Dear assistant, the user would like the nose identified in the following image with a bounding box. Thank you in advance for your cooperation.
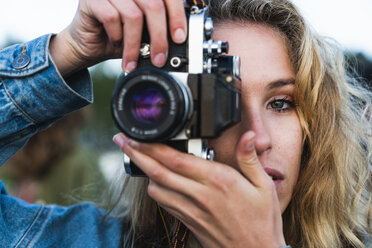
[241,108,272,156]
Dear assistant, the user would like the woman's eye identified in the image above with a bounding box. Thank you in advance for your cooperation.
[268,98,296,112]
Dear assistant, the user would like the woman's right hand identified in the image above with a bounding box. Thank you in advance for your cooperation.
[113,132,287,248]
[50,0,187,76]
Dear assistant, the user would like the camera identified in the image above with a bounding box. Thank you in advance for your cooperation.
[111,6,241,176]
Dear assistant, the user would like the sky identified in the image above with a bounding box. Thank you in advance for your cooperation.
[1,0,372,65]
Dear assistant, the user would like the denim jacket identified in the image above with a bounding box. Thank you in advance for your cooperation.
[0,34,123,247]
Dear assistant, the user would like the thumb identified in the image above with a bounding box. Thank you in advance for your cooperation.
[236,131,270,187]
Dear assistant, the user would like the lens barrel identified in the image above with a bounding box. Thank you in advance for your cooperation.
[111,68,192,142]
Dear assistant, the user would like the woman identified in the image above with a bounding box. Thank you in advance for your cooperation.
[113,0,372,247]
[0,0,370,247]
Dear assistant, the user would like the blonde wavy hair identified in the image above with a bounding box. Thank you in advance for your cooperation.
[115,0,372,247]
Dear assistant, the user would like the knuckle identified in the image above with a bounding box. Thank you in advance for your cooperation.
[148,166,164,181]
[125,9,143,22]
[151,40,168,54]
[208,173,221,188]
[193,191,209,210]
[147,183,157,198]
[101,11,120,23]
[171,154,186,171]
[143,0,164,12]
[207,167,237,196]
[224,173,237,189]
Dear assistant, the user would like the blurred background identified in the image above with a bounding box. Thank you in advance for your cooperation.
[0,0,371,206]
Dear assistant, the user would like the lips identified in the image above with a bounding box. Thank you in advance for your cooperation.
[264,167,284,187]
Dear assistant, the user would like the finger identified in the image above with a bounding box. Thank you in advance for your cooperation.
[110,0,143,71]
[135,0,168,67]
[88,0,123,45]
[123,137,213,182]
[164,0,187,43]
[236,131,272,188]
[149,180,195,215]
[148,180,207,233]
[113,133,204,195]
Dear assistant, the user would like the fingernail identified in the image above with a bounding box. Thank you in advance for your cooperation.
[113,133,127,147]
[153,53,166,67]
[125,61,137,72]
[174,28,186,43]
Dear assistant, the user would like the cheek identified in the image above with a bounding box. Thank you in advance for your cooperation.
[272,116,302,161]
[270,115,302,171]
[269,115,302,205]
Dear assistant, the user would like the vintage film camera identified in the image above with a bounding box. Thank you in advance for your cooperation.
[111,5,241,176]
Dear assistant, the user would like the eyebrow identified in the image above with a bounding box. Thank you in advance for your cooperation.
[266,79,295,90]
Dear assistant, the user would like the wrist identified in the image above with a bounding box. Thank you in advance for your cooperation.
[49,29,88,77]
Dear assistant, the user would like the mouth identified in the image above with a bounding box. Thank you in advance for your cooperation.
[264,167,284,187]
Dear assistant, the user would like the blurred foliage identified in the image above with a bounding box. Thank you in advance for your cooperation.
[80,63,122,152]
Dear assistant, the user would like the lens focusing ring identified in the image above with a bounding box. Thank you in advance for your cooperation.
[112,68,191,142]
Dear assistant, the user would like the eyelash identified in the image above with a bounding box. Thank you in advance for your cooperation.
[268,97,297,113]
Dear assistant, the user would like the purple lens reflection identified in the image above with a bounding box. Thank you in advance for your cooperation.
[132,88,166,123]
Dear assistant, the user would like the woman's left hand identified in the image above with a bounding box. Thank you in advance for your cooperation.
[113,131,286,248]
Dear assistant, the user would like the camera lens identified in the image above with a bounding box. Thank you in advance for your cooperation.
[111,68,192,142]
[131,88,166,123]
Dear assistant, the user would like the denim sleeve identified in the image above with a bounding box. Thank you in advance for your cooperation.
[0,34,93,165]
[0,181,123,247]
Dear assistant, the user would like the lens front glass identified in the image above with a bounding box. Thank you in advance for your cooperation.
[131,88,166,123]
[112,67,190,142]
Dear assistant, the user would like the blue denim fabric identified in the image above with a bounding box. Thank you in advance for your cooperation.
[0,181,123,247]
[0,35,123,247]
[0,34,93,166]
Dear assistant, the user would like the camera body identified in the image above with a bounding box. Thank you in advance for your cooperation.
[111,7,241,176]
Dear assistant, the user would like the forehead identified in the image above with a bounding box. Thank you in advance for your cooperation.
[212,21,291,53]
[212,22,295,88]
